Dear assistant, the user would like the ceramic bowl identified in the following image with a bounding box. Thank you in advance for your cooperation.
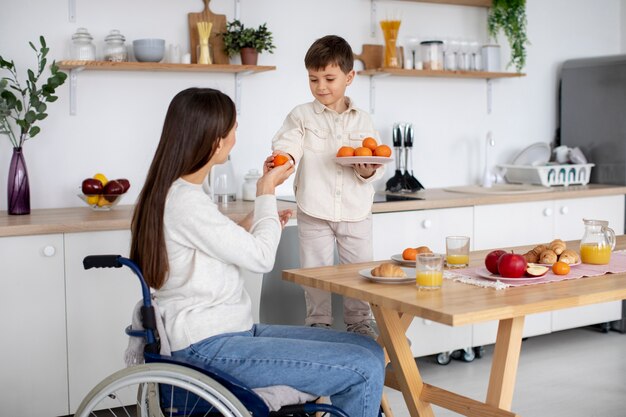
[132,39,165,62]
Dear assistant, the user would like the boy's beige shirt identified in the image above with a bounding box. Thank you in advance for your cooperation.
[272,98,384,222]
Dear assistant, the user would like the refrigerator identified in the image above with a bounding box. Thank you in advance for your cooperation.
[559,54,626,332]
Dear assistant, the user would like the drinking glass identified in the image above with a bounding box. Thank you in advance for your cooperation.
[416,253,444,290]
[446,236,470,268]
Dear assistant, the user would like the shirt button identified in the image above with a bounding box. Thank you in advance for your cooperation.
[335,118,340,123]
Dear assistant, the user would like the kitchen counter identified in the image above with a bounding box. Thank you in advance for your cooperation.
[1,184,625,237]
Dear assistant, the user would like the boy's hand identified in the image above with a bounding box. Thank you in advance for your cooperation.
[264,151,294,174]
[354,163,382,179]
[257,160,295,196]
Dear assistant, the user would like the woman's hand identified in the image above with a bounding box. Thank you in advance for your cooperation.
[354,163,382,179]
[278,209,293,229]
[257,159,295,196]
[263,151,293,174]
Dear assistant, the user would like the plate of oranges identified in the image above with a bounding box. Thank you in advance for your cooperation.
[335,137,393,165]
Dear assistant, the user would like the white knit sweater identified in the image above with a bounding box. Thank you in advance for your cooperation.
[156,178,281,352]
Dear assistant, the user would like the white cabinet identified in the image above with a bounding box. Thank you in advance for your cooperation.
[64,230,141,413]
[0,234,68,417]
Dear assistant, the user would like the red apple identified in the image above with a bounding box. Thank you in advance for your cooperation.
[526,265,549,277]
[115,178,131,193]
[103,180,124,201]
[485,249,507,274]
[498,252,528,278]
[82,178,104,195]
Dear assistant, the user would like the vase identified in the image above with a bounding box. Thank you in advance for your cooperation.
[7,147,30,215]
[240,47,258,66]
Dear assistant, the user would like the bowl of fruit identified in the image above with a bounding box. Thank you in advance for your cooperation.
[79,173,130,211]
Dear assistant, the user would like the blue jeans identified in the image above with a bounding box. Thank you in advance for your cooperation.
[172,323,385,417]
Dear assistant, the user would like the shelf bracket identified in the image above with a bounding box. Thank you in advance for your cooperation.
[69,67,84,116]
[68,0,76,22]
[370,0,378,37]
[486,78,493,114]
[369,73,390,114]
[235,71,253,115]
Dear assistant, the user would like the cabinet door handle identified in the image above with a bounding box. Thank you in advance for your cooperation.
[543,208,553,217]
[43,245,56,257]
[422,219,432,229]
[560,206,569,215]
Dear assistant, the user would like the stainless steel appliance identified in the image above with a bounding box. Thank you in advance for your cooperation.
[559,54,626,332]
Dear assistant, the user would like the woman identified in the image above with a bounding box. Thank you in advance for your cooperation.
[130,88,384,417]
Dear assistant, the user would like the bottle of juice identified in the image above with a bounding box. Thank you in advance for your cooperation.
[580,219,615,265]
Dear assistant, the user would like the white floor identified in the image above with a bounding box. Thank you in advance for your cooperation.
[383,327,626,417]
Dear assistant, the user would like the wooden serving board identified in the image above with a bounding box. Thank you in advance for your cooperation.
[188,0,228,65]
[354,44,405,70]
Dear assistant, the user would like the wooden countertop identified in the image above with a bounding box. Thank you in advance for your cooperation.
[1,184,625,238]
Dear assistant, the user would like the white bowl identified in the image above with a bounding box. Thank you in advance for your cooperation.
[133,39,165,62]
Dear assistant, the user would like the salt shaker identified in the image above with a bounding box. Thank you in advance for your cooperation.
[70,28,96,61]
[103,30,128,62]
[242,169,261,201]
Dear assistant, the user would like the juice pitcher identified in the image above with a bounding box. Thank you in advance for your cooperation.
[580,219,616,265]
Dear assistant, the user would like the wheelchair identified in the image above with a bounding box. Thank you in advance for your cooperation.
[78,255,352,417]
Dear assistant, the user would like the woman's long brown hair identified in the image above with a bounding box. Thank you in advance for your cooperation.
[130,88,236,289]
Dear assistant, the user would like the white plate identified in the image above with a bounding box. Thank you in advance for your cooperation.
[390,254,416,266]
[511,142,551,166]
[334,156,394,166]
[475,267,546,283]
[359,267,416,284]
[534,261,581,267]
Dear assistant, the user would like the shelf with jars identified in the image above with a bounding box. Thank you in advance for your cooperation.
[56,61,276,115]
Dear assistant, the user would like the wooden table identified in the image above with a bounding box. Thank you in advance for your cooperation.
[283,237,626,417]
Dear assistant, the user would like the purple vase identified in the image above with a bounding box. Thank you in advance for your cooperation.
[8,147,30,215]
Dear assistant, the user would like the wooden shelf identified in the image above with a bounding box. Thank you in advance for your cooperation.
[394,0,492,7]
[358,68,524,79]
[57,61,276,74]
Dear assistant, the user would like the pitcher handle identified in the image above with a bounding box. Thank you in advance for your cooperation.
[604,226,616,250]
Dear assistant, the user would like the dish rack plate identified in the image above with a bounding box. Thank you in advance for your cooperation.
[498,164,594,187]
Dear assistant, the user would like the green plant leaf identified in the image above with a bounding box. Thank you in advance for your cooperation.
[25,110,37,124]
[46,95,58,102]
[37,102,47,113]
[36,112,47,120]
[29,125,40,137]
[29,41,37,52]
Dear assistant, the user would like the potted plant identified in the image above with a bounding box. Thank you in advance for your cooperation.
[0,36,67,214]
[487,0,529,73]
[222,19,275,65]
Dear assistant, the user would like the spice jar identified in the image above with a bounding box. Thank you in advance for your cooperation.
[70,28,96,61]
[103,30,128,62]
[420,40,444,71]
[242,169,261,201]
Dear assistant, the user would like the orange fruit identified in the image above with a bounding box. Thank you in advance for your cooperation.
[373,144,392,157]
[336,146,355,157]
[362,137,378,151]
[273,154,290,166]
[402,247,418,261]
[552,261,570,275]
[354,147,373,157]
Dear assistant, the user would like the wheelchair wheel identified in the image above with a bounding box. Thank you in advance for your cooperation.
[74,363,250,417]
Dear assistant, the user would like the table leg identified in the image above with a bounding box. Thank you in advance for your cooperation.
[372,304,434,417]
[486,316,525,410]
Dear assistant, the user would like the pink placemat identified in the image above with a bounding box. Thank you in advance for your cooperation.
[444,250,626,290]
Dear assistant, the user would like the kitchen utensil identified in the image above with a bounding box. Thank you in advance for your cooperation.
[402,123,424,191]
[354,44,383,70]
[197,21,213,64]
[132,38,165,62]
[188,0,228,65]
[511,142,551,166]
[386,122,405,192]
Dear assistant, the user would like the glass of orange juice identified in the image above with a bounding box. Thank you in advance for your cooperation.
[416,253,444,290]
[446,236,470,268]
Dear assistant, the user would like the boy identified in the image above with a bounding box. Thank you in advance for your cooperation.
[268,35,384,338]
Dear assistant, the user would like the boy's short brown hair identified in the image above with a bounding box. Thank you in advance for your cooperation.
[304,35,354,73]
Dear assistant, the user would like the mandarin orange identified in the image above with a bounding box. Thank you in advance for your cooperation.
[402,247,418,261]
[362,137,378,151]
[273,154,290,166]
[552,261,570,275]
[373,144,392,157]
[354,147,373,157]
[336,146,355,157]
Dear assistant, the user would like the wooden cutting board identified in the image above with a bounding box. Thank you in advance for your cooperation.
[354,44,404,70]
[188,0,229,65]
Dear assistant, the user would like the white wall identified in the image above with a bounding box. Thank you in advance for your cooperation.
[0,0,623,209]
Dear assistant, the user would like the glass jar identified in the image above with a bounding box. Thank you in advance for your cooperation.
[103,30,128,62]
[70,28,96,61]
[580,218,616,265]
[242,169,261,201]
[420,40,444,71]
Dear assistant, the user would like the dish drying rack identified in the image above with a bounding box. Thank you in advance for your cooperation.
[498,163,594,187]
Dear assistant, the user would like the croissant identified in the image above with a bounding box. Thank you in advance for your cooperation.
[532,244,549,256]
[549,239,566,255]
[539,249,558,264]
[371,263,407,278]
[523,250,539,263]
[559,249,579,265]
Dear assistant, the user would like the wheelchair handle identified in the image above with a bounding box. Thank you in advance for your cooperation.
[83,255,123,270]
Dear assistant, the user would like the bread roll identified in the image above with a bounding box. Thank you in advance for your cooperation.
[539,249,558,264]
[415,246,433,255]
[371,263,407,278]
[549,239,566,255]
[559,249,579,265]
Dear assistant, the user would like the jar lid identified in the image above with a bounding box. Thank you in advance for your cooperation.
[72,27,93,41]
[244,169,262,180]
[420,40,443,45]
[105,29,126,42]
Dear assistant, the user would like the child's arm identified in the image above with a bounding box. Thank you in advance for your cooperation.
[271,113,304,164]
